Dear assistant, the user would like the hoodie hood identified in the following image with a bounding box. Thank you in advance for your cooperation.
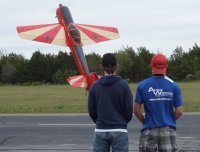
[99,75,122,86]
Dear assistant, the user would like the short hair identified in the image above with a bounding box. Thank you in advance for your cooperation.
[102,65,117,74]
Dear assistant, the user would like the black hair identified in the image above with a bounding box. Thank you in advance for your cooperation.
[102,65,117,74]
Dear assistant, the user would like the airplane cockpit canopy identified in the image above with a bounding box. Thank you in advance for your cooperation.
[68,24,81,45]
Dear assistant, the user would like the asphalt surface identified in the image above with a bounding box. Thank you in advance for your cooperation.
[0,114,199,152]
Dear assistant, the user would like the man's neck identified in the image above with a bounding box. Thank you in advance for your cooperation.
[104,72,116,76]
[153,74,165,76]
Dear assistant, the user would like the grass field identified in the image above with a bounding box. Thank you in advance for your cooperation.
[0,82,199,113]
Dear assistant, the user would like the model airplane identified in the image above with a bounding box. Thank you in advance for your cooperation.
[16,4,119,91]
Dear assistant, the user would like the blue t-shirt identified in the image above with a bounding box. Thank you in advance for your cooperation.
[135,76,183,131]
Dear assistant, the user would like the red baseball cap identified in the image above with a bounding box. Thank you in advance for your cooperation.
[150,54,167,74]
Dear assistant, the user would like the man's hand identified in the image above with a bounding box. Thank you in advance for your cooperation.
[134,103,145,123]
[175,106,183,120]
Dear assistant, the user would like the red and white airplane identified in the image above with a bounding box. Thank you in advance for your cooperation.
[16,4,119,91]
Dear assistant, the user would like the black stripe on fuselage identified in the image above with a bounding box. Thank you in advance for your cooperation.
[60,6,74,25]
[60,6,89,75]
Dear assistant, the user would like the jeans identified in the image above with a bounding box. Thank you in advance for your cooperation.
[93,132,128,152]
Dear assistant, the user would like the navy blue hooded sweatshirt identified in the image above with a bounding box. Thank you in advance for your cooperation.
[88,75,133,129]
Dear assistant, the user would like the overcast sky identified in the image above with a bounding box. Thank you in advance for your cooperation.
[0,0,200,59]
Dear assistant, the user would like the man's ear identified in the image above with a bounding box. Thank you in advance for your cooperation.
[100,64,105,71]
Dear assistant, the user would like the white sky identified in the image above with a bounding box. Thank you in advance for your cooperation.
[0,0,200,59]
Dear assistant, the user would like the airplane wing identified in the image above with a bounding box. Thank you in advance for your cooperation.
[76,24,120,46]
[17,23,120,47]
[17,23,67,46]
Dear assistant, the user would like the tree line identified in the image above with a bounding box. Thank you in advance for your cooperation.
[0,43,200,85]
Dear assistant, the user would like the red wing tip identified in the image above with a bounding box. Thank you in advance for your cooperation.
[16,26,22,33]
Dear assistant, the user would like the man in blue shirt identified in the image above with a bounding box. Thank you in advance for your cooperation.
[134,54,183,152]
[88,53,133,152]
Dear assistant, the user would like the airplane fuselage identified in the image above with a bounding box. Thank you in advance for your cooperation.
[56,4,89,76]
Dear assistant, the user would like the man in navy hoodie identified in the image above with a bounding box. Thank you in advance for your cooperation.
[88,53,133,152]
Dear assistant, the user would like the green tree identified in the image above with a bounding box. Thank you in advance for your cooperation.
[168,47,185,80]
[189,43,200,58]
[86,52,102,74]
[52,69,66,84]
[115,46,135,81]
[56,51,78,78]
[0,50,5,82]
[0,53,30,83]
[1,63,16,83]
[189,43,200,75]
[134,47,153,81]
[29,51,46,82]
[43,53,57,83]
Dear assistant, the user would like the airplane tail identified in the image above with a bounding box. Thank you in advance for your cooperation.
[67,75,87,88]
[66,73,100,91]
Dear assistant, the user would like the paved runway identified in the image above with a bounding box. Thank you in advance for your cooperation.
[0,114,199,152]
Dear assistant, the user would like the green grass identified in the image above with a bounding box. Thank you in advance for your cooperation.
[0,82,199,113]
[178,82,200,112]
[0,85,87,113]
